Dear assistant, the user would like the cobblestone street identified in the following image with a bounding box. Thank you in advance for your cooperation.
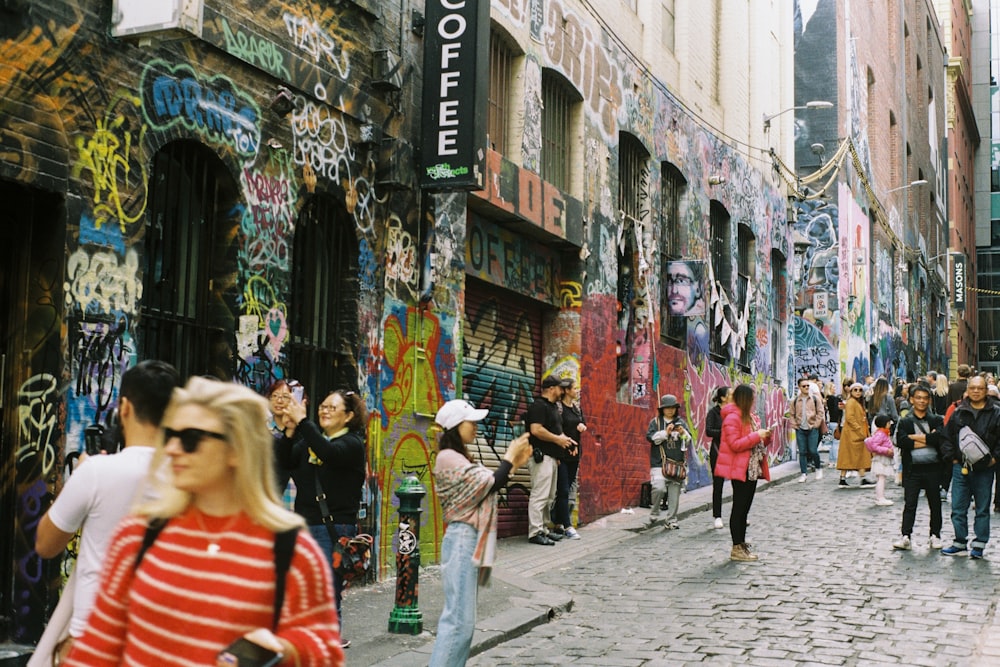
[469,472,1000,666]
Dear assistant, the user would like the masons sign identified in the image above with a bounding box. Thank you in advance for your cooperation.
[420,0,488,191]
[952,253,966,311]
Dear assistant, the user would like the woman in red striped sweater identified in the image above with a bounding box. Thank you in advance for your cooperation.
[65,377,344,667]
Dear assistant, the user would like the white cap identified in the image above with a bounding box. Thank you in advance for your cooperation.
[435,399,489,431]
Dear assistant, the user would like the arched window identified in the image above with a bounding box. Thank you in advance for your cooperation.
[286,195,359,394]
[140,141,239,380]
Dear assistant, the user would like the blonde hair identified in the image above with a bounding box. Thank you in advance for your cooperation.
[138,377,304,532]
[933,374,949,397]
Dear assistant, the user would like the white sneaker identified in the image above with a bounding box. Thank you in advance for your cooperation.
[714,517,724,529]
[875,498,894,506]
[929,535,943,549]
[798,474,808,483]
[892,535,911,550]
[815,469,824,481]
[564,527,581,540]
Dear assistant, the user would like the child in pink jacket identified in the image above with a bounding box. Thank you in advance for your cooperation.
[865,414,895,506]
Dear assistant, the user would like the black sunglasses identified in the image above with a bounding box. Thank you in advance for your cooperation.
[164,427,227,453]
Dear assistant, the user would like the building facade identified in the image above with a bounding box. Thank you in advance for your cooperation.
[792,0,948,385]
[1,0,798,646]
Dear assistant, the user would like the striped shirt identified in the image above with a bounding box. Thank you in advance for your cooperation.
[64,510,343,667]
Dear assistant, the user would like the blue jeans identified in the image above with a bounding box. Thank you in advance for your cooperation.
[949,464,994,550]
[796,428,821,474]
[309,522,357,631]
[429,522,478,667]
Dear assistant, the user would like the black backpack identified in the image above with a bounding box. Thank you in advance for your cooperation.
[134,518,299,631]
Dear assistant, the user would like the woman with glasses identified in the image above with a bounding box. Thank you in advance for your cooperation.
[65,377,344,666]
[278,388,367,648]
[837,382,873,487]
[266,379,306,508]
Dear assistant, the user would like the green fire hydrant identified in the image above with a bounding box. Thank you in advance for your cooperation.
[387,474,427,634]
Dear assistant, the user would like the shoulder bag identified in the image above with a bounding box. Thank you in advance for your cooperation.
[908,420,938,465]
[658,443,687,481]
[315,476,373,583]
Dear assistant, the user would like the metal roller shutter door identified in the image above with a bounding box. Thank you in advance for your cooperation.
[463,278,546,538]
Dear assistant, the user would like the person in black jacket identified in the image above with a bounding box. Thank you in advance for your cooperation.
[940,376,1000,559]
[892,385,945,551]
[704,386,730,529]
[555,379,586,540]
[277,388,367,643]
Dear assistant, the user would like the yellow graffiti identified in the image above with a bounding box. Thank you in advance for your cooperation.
[242,275,287,324]
[73,92,149,232]
[559,280,583,308]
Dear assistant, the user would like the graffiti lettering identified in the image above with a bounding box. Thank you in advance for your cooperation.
[141,61,260,156]
[16,374,60,481]
[72,318,131,424]
[283,12,350,80]
[65,247,142,315]
[221,17,291,80]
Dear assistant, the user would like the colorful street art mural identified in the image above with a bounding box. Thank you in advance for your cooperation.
[2,0,796,644]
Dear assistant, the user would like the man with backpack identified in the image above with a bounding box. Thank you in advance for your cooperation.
[941,375,1000,559]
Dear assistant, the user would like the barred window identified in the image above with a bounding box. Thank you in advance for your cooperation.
[287,195,360,396]
[541,70,577,191]
[140,141,239,381]
[488,32,514,154]
[736,224,756,369]
[617,133,650,402]
[708,201,731,362]
[771,250,787,377]
[661,162,687,346]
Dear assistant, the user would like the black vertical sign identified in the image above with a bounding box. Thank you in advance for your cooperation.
[420,0,488,191]
[952,253,966,311]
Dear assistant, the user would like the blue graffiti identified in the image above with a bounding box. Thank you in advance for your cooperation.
[142,62,260,156]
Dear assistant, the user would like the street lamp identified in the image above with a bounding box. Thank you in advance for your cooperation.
[762,100,833,131]
[885,179,928,195]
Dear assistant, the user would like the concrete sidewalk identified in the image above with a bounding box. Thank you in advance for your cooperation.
[349,461,802,666]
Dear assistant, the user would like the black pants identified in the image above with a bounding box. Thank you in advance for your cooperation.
[901,465,942,537]
[710,447,725,519]
[940,459,952,495]
[729,478,758,545]
[553,459,579,527]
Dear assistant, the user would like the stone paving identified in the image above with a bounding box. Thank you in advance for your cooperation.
[467,467,1000,666]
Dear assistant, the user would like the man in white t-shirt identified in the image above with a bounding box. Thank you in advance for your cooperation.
[32,360,179,664]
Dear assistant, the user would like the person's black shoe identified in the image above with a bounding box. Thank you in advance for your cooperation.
[860,478,875,486]
[546,531,564,541]
[341,639,351,649]
[528,534,555,546]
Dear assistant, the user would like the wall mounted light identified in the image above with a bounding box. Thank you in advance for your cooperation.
[884,179,928,195]
[708,175,725,186]
[763,100,833,131]
[270,86,294,117]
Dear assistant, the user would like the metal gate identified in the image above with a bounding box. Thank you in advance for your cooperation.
[462,278,546,537]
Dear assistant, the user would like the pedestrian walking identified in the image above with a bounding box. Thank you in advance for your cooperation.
[526,375,575,545]
[644,394,692,530]
[892,384,944,550]
[864,415,895,506]
[837,383,873,487]
[941,375,1000,559]
[64,377,344,666]
[556,379,586,540]
[825,381,844,469]
[429,400,533,667]
[715,384,772,562]
[789,377,825,482]
[705,386,730,529]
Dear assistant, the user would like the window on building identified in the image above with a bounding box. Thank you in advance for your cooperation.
[541,70,578,192]
[736,224,756,369]
[660,162,686,346]
[617,133,650,402]
[662,0,675,53]
[488,30,514,154]
[709,201,731,362]
[140,141,239,381]
[770,250,787,379]
[286,195,360,396]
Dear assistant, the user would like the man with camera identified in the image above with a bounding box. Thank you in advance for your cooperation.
[31,361,179,666]
[525,375,576,546]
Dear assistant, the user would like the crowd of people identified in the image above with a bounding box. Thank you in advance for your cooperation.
[29,355,1000,665]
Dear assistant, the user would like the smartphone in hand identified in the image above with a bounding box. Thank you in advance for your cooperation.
[217,638,283,667]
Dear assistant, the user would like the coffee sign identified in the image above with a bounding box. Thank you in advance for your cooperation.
[420,0,488,190]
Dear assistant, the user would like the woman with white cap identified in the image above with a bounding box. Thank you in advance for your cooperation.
[837,382,873,487]
[429,400,532,667]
